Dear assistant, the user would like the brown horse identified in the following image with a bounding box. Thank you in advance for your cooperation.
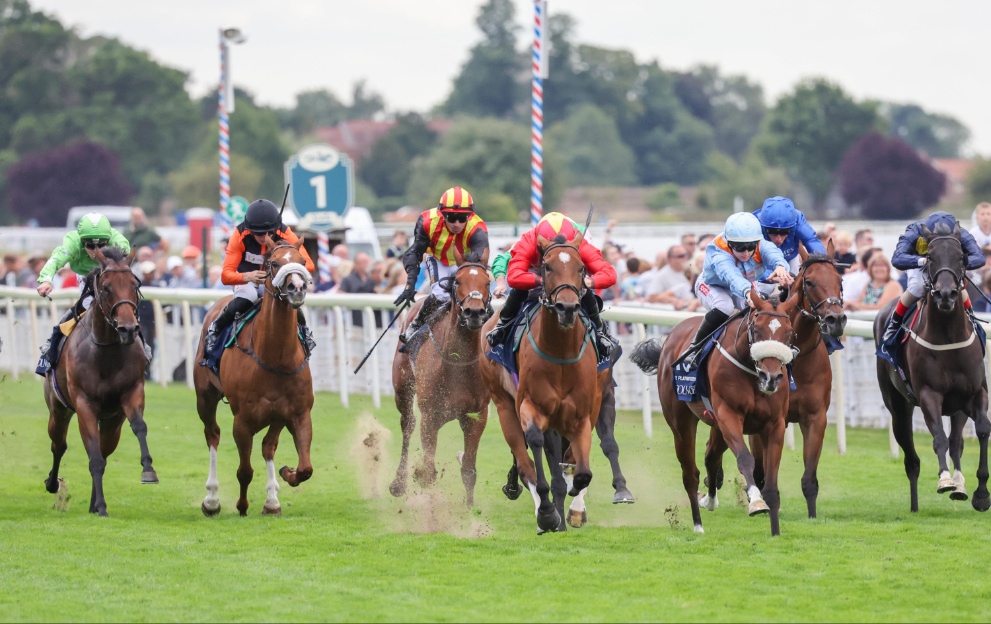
[480,232,608,533]
[43,246,148,516]
[631,290,798,536]
[193,239,314,516]
[705,244,847,519]
[390,257,492,506]
[874,222,990,512]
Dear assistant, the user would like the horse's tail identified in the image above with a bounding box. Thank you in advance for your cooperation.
[629,338,663,376]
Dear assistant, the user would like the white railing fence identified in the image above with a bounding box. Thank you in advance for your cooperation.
[1,287,986,456]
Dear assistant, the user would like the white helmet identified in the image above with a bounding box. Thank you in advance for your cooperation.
[724,212,763,243]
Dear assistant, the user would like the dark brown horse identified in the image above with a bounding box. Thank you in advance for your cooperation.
[43,246,148,516]
[705,243,847,519]
[631,290,798,536]
[390,256,492,506]
[874,222,990,512]
[193,239,314,516]
[480,232,609,533]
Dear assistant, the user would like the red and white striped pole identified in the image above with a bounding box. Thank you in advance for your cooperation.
[317,231,332,285]
[218,31,230,214]
[530,0,548,226]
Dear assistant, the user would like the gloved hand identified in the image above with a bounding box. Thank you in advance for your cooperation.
[394,284,416,306]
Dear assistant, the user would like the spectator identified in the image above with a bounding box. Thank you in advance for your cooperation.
[833,231,857,272]
[2,254,22,287]
[845,253,902,312]
[331,243,350,260]
[370,260,386,292]
[844,246,882,302]
[620,258,642,300]
[125,207,168,251]
[818,222,837,242]
[339,252,381,327]
[132,246,155,280]
[854,229,874,255]
[208,265,225,289]
[314,255,342,293]
[180,245,202,286]
[383,260,407,297]
[697,233,717,251]
[166,256,201,288]
[385,230,409,259]
[645,245,701,311]
[680,233,697,259]
[599,243,623,302]
[18,253,46,288]
[970,202,991,248]
[56,266,78,290]
[137,260,159,378]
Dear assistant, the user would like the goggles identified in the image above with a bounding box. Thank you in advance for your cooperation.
[443,212,469,224]
[766,227,792,237]
[83,239,109,250]
[729,241,758,253]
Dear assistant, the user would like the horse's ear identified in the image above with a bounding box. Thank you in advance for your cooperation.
[799,242,809,263]
[94,246,108,264]
[536,234,553,252]
[825,237,835,258]
[921,224,933,239]
[747,288,764,310]
[953,221,961,236]
[293,237,304,250]
[126,248,136,265]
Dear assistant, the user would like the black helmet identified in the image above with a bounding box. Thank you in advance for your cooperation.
[244,199,281,233]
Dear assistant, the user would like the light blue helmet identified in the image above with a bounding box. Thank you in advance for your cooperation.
[757,196,799,230]
[724,212,763,243]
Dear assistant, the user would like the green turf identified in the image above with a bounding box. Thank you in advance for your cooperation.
[0,377,989,622]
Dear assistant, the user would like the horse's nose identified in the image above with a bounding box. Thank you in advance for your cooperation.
[823,312,847,336]
[116,325,138,345]
[757,370,784,394]
[554,301,578,325]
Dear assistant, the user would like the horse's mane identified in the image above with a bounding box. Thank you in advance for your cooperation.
[800,252,836,270]
[932,221,954,236]
[79,245,132,313]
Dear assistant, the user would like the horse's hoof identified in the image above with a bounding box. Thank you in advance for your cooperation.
[972,494,991,512]
[950,487,969,501]
[748,499,770,516]
[389,481,406,498]
[568,486,580,497]
[567,509,587,528]
[262,504,282,516]
[937,477,956,494]
[699,492,719,511]
[537,508,562,533]
[502,483,522,501]
[201,501,221,517]
[612,488,636,504]
[141,470,159,484]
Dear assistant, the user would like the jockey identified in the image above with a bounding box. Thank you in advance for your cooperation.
[394,187,490,348]
[203,198,316,356]
[682,211,794,367]
[752,196,826,274]
[880,211,984,345]
[35,213,134,373]
[485,212,618,356]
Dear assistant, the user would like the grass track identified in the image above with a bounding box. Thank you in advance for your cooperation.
[1,377,989,622]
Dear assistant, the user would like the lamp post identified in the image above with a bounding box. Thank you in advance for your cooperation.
[218,27,246,215]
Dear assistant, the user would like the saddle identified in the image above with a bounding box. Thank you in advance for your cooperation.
[486,298,613,388]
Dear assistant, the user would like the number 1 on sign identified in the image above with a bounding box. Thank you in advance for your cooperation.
[309,175,327,209]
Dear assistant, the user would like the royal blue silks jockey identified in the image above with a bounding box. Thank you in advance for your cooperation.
[752,196,826,274]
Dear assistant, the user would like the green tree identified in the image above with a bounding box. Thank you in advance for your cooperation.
[967,158,991,204]
[169,153,263,210]
[407,118,563,222]
[443,0,526,119]
[281,89,347,134]
[346,80,385,120]
[674,65,766,161]
[880,102,970,159]
[359,113,437,198]
[757,78,883,209]
[696,151,796,214]
[546,104,636,186]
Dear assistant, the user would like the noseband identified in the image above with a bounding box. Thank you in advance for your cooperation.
[93,267,141,332]
[451,262,491,326]
[797,259,844,334]
[264,242,310,301]
[539,242,586,308]
[923,235,965,297]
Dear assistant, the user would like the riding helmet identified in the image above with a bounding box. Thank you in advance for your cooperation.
[438,187,474,213]
[756,196,799,230]
[244,199,282,233]
[535,212,583,243]
[723,212,763,243]
[76,213,113,241]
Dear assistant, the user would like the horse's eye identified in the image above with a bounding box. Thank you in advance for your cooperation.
[805,281,815,289]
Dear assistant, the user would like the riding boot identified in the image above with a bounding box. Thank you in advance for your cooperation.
[486,287,529,347]
[881,310,905,346]
[36,308,76,375]
[581,290,618,358]
[205,297,253,354]
[296,308,316,358]
[398,294,445,353]
[681,309,730,369]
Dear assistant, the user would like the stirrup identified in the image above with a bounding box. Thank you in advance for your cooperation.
[486,323,509,347]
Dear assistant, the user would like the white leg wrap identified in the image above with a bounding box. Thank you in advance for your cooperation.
[265,460,281,507]
[569,487,588,513]
[747,485,763,503]
[954,470,966,487]
[693,524,705,534]
[528,482,541,517]
[700,492,719,511]
[203,446,220,511]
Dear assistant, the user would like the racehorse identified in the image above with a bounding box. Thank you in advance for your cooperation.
[389,255,493,506]
[193,239,315,516]
[631,290,798,536]
[704,244,847,519]
[874,221,990,512]
[43,246,150,516]
[479,232,608,533]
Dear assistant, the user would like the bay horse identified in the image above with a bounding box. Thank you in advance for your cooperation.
[704,244,847,519]
[193,239,314,516]
[874,221,990,512]
[631,290,798,536]
[389,254,492,506]
[479,232,609,534]
[43,246,149,516]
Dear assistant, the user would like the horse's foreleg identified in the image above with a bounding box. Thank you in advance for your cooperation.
[280,413,314,488]
[413,409,440,487]
[973,397,991,512]
[261,424,284,515]
[761,419,786,537]
[714,410,768,519]
[197,388,224,516]
[389,386,417,498]
[76,405,108,516]
[701,428,727,512]
[666,411,702,532]
[948,412,969,501]
[45,402,72,494]
[918,389,954,494]
[543,431,568,531]
[125,389,156,484]
[495,395,535,493]
[595,386,634,504]
[748,434,766,491]
[520,399,559,534]
[232,419,255,516]
[799,410,827,518]
[458,406,488,508]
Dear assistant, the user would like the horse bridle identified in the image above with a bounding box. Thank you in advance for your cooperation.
[451,262,492,326]
[797,257,844,334]
[538,242,586,308]
[923,235,965,297]
[735,309,794,367]
[263,241,308,301]
[92,267,141,336]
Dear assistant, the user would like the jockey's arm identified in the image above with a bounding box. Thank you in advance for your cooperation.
[108,228,131,254]
[960,228,986,270]
[506,233,540,290]
[578,241,617,290]
[221,231,247,285]
[795,215,826,255]
[466,227,490,265]
[37,234,74,285]
[890,227,923,271]
[401,217,430,287]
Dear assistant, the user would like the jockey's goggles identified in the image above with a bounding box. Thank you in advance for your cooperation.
[443,212,469,224]
[765,227,791,237]
[83,239,109,250]
[728,241,758,253]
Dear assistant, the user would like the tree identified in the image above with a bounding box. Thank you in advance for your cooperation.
[282,89,347,134]
[407,118,564,222]
[966,158,991,204]
[880,102,970,159]
[696,151,797,214]
[359,113,437,198]
[757,78,883,209]
[674,65,766,161]
[837,132,945,220]
[346,80,386,120]
[546,104,636,186]
[443,0,526,119]
[4,141,132,226]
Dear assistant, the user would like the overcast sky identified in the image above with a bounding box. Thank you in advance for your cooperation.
[28,0,991,155]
